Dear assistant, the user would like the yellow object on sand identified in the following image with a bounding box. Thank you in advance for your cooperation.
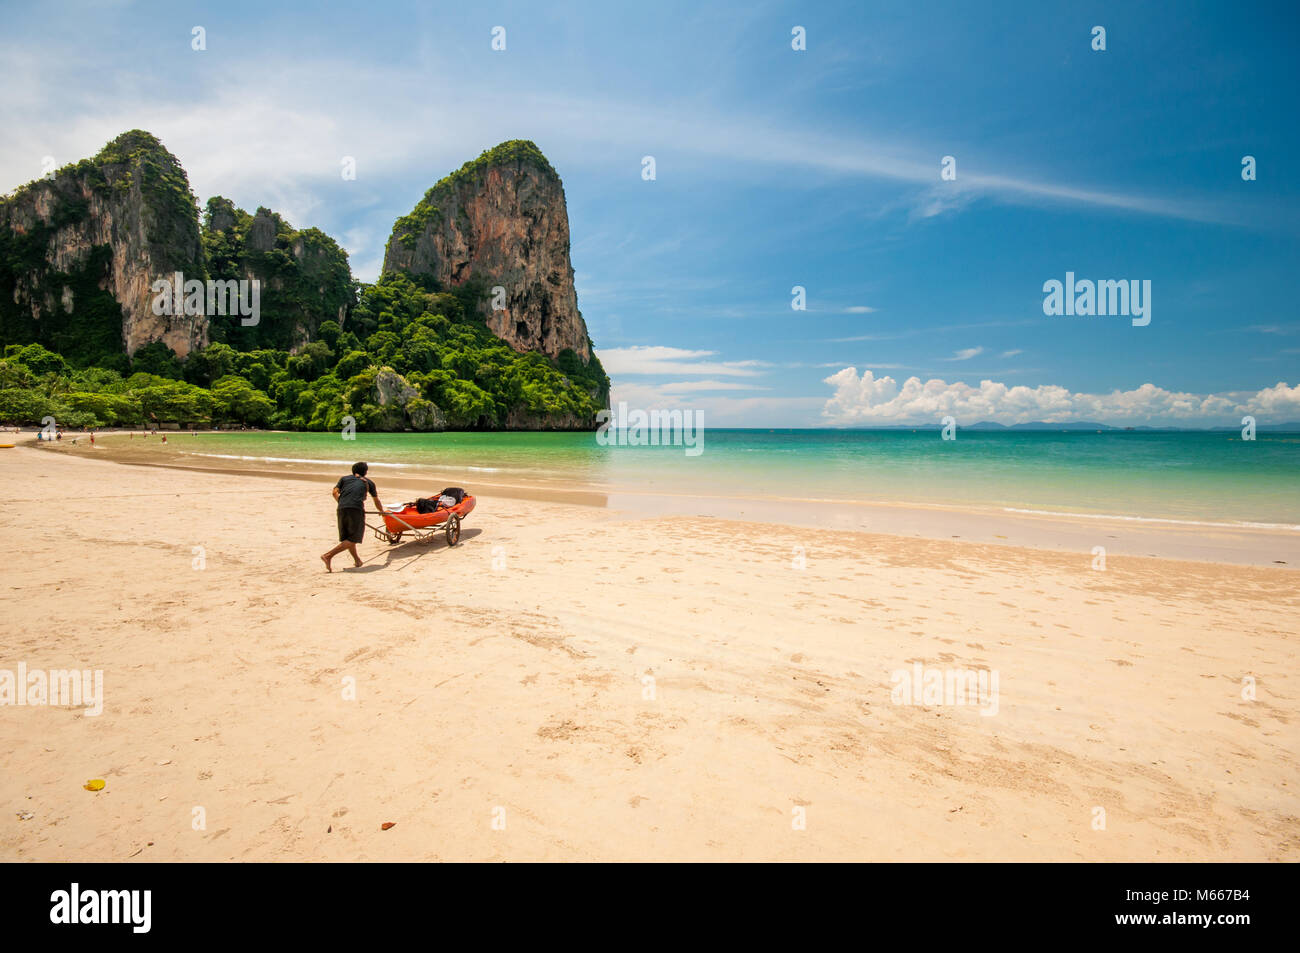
[83,779,105,791]
[0,444,14,449]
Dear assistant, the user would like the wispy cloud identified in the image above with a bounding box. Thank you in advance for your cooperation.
[826,333,901,343]
[941,347,984,361]
[596,345,768,377]
[657,380,769,393]
[0,44,1269,269]
[813,361,911,369]
[907,184,981,222]
[611,379,825,427]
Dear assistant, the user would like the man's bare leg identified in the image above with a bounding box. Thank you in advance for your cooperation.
[321,542,349,572]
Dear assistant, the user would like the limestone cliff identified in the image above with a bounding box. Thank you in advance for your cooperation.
[0,130,206,365]
[202,198,354,352]
[383,141,597,366]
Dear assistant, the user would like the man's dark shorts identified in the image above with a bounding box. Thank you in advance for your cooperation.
[337,508,365,543]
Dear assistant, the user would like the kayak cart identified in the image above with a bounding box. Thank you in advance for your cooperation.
[368,492,476,547]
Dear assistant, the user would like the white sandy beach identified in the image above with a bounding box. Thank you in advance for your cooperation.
[1,442,1297,861]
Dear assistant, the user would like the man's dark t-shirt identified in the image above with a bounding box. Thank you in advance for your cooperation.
[336,474,376,510]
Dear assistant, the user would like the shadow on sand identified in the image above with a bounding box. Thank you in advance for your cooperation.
[344,527,484,573]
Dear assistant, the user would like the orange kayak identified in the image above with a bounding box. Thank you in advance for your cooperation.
[381,495,476,535]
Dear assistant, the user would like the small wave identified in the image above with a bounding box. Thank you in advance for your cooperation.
[190,453,411,468]
[190,453,523,475]
[1002,506,1300,531]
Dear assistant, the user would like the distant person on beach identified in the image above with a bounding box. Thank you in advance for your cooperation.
[321,462,385,572]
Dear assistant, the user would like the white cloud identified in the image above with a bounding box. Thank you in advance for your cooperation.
[1001,349,1024,358]
[843,305,877,314]
[821,368,1300,426]
[657,380,769,393]
[813,361,909,369]
[611,379,823,427]
[907,184,981,221]
[597,346,768,377]
[827,334,898,343]
[942,347,984,361]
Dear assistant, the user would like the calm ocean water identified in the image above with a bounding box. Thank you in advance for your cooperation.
[173,429,1300,527]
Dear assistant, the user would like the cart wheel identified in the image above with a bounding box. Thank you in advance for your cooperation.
[389,532,402,544]
[445,515,461,546]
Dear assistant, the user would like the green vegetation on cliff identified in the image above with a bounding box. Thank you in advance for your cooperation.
[202,197,355,351]
[0,234,127,370]
[0,273,609,431]
[94,130,203,242]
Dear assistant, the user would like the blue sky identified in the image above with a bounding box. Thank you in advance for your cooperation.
[2,0,1297,425]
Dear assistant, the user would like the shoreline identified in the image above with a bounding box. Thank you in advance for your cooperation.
[22,434,1300,568]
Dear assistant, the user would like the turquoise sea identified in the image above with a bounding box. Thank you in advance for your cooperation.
[165,428,1300,528]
